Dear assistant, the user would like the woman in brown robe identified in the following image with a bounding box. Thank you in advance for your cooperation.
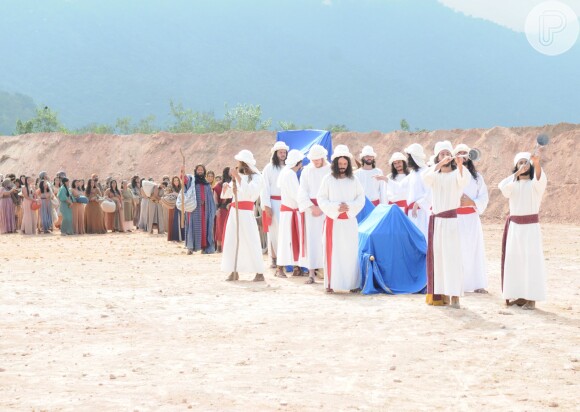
[104,180,123,232]
[84,178,107,234]
[121,180,134,232]
[71,179,86,235]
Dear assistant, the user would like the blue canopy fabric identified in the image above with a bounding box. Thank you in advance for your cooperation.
[356,196,376,224]
[358,204,427,295]
[276,129,332,167]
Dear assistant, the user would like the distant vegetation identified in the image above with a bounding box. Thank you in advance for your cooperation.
[0,91,36,135]
[9,101,349,135]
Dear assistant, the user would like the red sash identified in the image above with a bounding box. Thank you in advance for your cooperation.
[233,201,254,211]
[281,204,300,262]
[389,200,408,208]
[371,199,380,206]
[262,195,282,233]
[325,212,348,289]
[426,209,458,305]
[501,214,539,292]
[457,206,476,215]
[405,201,420,215]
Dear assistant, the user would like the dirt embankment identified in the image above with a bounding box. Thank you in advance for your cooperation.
[0,123,577,223]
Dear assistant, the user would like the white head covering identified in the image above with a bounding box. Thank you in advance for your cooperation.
[331,144,353,161]
[513,152,531,166]
[307,144,328,161]
[452,143,470,156]
[285,149,305,168]
[359,145,377,158]
[234,149,260,174]
[388,152,407,165]
[433,140,454,157]
[271,141,290,154]
[404,143,426,168]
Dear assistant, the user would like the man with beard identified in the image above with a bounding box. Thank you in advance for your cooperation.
[453,143,489,294]
[275,149,305,278]
[375,152,410,211]
[498,151,547,310]
[317,145,365,293]
[222,150,265,282]
[183,164,216,254]
[298,145,331,284]
[261,141,289,268]
[354,145,386,206]
[403,143,431,239]
[423,141,470,308]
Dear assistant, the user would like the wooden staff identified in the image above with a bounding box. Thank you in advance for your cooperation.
[232,172,240,277]
[179,148,186,229]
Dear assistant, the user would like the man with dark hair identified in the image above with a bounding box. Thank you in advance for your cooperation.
[498,151,547,310]
[354,145,386,206]
[183,164,216,254]
[317,145,365,293]
[275,149,305,278]
[423,140,470,309]
[453,143,489,294]
[385,152,410,211]
[261,141,289,268]
[403,143,431,239]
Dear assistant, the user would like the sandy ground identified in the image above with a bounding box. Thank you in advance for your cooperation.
[0,224,578,412]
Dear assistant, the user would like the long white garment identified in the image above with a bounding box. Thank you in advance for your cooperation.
[386,173,410,210]
[297,163,331,270]
[458,172,489,292]
[406,167,431,239]
[260,163,283,258]
[423,167,470,297]
[498,170,547,301]
[354,168,387,204]
[276,167,301,266]
[317,175,365,291]
[221,174,265,274]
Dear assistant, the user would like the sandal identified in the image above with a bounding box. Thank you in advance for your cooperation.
[275,268,287,278]
[292,266,303,277]
[325,288,334,294]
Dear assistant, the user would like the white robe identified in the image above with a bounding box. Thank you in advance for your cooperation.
[386,173,410,210]
[406,167,431,239]
[423,167,470,297]
[317,175,365,291]
[498,170,547,301]
[221,174,265,274]
[354,168,387,204]
[276,167,301,266]
[260,163,283,258]
[458,172,489,292]
[297,163,331,270]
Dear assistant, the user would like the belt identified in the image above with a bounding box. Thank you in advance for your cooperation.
[281,204,300,262]
[457,206,476,215]
[405,201,420,215]
[270,195,281,201]
[232,201,254,211]
[371,199,380,206]
[389,200,408,208]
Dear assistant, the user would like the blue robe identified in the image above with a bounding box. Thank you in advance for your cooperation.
[184,176,216,253]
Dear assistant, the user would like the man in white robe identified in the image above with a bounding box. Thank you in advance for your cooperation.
[385,152,410,210]
[498,151,547,310]
[222,150,265,282]
[318,145,365,293]
[354,145,386,206]
[403,143,431,239]
[275,149,304,278]
[453,143,489,293]
[261,141,289,269]
[297,145,331,284]
[423,141,470,309]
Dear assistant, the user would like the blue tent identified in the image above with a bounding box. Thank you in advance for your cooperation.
[356,196,376,224]
[358,204,427,294]
[276,130,332,166]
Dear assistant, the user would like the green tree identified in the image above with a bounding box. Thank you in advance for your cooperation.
[223,103,271,131]
[115,117,133,134]
[74,123,115,134]
[15,105,66,134]
[326,124,349,133]
[400,119,410,132]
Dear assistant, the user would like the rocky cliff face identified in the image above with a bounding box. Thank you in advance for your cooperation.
[1,123,577,223]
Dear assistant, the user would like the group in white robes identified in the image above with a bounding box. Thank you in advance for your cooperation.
[297,145,331,277]
[498,152,547,306]
[422,141,470,306]
[318,145,365,292]
[276,150,304,272]
[222,150,265,280]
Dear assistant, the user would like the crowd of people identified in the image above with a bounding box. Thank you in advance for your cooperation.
[0,139,547,310]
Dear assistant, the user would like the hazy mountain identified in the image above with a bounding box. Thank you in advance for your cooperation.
[0,0,578,133]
